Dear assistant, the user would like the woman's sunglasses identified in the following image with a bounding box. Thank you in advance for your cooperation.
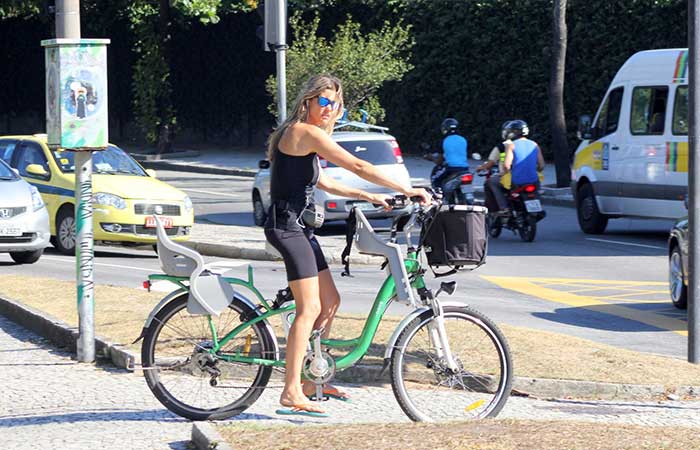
[317,96,340,111]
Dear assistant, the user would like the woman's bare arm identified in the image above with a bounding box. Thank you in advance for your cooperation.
[316,171,390,208]
[301,125,430,203]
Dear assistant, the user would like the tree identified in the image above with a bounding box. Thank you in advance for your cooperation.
[549,0,570,188]
[265,12,413,123]
[129,0,255,155]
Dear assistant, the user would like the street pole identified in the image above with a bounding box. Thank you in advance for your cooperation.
[688,0,700,363]
[55,0,95,363]
[275,0,287,123]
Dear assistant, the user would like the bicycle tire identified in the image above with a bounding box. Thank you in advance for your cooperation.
[142,293,276,420]
[390,305,512,421]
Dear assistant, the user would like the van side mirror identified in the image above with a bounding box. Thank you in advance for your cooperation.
[577,115,593,140]
[258,159,270,170]
[25,164,49,179]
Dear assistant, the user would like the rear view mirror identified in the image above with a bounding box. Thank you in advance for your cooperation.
[577,115,593,140]
[25,164,49,179]
[258,160,270,170]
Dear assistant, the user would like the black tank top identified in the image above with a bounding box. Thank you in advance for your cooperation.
[270,148,320,212]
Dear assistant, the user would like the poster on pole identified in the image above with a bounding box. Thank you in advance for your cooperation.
[42,38,110,150]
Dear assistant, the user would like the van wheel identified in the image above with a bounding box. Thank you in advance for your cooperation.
[252,190,266,227]
[54,207,76,255]
[577,183,608,234]
[10,249,44,264]
[669,245,688,309]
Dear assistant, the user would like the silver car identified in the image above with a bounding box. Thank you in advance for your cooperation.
[0,158,50,263]
[252,126,412,226]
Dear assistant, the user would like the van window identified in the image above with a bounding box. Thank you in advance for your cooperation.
[673,85,688,135]
[630,86,668,135]
[593,87,623,139]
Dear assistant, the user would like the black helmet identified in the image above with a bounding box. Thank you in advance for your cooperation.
[502,119,529,140]
[441,118,459,136]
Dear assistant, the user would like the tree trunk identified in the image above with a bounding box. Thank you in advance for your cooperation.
[549,0,570,188]
[157,0,174,154]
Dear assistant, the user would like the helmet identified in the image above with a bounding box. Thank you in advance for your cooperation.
[502,119,529,140]
[441,118,459,136]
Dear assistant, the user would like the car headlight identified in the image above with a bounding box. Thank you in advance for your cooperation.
[30,186,45,211]
[184,195,193,213]
[93,192,127,209]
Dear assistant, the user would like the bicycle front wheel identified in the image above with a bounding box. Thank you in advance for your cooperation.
[390,305,512,421]
[142,294,276,420]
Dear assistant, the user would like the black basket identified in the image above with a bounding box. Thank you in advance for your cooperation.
[421,205,487,269]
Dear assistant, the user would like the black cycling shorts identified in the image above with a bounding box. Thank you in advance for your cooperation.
[264,207,328,282]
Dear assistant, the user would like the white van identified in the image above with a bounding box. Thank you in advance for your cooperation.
[572,48,689,234]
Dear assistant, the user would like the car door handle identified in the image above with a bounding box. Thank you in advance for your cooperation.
[611,146,620,151]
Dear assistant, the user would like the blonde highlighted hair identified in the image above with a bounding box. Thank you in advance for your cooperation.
[267,74,344,160]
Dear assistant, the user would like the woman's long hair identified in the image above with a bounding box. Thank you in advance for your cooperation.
[267,74,344,160]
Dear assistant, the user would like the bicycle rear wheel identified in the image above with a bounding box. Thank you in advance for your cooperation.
[142,294,276,420]
[390,305,512,421]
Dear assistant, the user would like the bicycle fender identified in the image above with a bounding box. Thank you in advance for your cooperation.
[134,288,188,344]
[382,301,467,360]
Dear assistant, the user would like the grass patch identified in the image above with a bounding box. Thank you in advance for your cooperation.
[217,420,700,450]
[2,274,700,387]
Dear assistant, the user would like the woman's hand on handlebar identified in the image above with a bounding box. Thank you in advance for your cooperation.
[405,187,432,205]
[366,193,393,210]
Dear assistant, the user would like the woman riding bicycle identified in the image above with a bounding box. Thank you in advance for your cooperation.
[264,74,429,416]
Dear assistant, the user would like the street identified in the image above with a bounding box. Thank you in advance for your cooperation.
[0,169,686,359]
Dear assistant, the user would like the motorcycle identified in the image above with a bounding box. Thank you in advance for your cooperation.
[423,149,478,205]
[478,169,546,242]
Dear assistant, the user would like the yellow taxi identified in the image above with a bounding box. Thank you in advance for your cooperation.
[0,134,194,254]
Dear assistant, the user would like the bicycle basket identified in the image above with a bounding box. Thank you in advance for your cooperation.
[421,204,487,269]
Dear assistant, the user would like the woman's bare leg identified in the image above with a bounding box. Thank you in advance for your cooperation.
[301,269,349,399]
[280,276,323,410]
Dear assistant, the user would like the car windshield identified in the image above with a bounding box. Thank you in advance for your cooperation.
[0,159,18,180]
[51,145,146,176]
[326,139,398,168]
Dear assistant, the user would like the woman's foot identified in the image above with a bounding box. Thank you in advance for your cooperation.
[302,382,351,401]
[278,392,327,417]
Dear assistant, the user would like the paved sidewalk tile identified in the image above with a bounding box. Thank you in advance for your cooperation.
[0,316,191,450]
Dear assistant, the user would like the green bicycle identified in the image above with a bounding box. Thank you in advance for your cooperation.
[136,195,513,422]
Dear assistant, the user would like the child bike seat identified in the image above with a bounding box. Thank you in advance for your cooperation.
[154,216,234,316]
[353,209,415,306]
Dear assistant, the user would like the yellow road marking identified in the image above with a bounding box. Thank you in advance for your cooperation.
[482,276,686,337]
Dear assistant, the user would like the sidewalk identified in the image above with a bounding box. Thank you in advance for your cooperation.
[131,146,574,264]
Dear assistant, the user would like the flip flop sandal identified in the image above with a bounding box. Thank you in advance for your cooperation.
[276,404,330,418]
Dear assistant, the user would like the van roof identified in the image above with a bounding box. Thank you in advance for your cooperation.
[613,48,688,85]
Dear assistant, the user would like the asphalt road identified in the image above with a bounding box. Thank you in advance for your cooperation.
[0,170,688,359]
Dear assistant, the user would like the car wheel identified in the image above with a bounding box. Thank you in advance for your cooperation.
[54,207,76,255]
[576,183,608,234]
[252,190,267,227]
[669,245,688,309]
[10,249,44,264]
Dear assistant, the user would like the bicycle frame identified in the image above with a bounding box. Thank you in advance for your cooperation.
[147,252,425,371]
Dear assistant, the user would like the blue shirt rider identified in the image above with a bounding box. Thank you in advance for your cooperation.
[503,119,545,188]
[431,118,469,190]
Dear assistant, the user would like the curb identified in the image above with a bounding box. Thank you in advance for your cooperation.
[139,160,257,178]
[185,240,385,266]
[0,295,136,369]
[192,422,233,450]
[2,294,695,403]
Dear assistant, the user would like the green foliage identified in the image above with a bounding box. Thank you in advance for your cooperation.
[266,12,414,124]
[0,1,41,19]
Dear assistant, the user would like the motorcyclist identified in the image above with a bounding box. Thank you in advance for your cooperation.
[503,119,545,199]
[477,122,511,213]
[430,118,469,191]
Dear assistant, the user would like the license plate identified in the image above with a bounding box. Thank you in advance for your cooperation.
[144,216,173,228]
[524,199,542,213]
[0,226,22,236]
